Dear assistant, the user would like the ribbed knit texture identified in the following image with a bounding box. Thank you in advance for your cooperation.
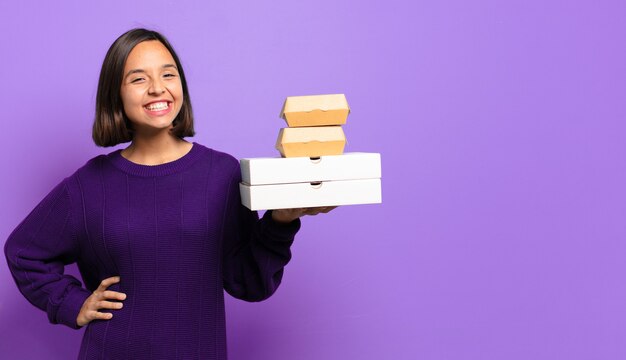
[4,143,301,360]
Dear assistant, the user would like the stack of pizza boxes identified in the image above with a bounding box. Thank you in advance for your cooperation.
[239,94,382,210]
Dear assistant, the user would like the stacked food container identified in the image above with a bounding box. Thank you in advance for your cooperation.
[239,94,382,210]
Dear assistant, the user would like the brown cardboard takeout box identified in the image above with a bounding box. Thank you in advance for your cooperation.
[275,126,346,158]
[279,94,350,127]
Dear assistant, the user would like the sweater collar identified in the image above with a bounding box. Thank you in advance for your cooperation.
[107,142,206,177]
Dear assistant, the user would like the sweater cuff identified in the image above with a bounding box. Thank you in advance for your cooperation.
[262,210,301,239]
[55,285,91,329]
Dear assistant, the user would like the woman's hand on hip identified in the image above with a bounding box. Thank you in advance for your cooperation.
[76,276,126,327]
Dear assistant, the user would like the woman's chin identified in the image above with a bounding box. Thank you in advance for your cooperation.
[133,123,175,136]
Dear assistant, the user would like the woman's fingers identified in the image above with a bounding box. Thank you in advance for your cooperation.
[77,276,126,326]
[97,300,124,310]
[271,206,338,223]
[102,290,127,301]
[97,276,120,292]
[303,206,337,216]
[89,310,114,320]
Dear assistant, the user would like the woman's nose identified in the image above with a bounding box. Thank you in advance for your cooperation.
[148,79,166,95]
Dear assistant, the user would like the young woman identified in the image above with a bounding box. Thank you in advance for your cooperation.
[4,28,333,359]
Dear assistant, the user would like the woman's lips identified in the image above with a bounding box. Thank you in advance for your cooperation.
[143,101,171,115]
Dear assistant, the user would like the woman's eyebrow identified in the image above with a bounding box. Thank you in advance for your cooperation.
[125,69,145,79]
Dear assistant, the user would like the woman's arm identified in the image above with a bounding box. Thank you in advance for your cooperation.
[221,165,301,302]
[4,180,91,329]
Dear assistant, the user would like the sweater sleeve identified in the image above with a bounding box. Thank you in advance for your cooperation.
[4,179,91,329]
[222,165,301,302]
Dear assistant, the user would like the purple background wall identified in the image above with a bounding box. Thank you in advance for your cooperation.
[1,1,625,359]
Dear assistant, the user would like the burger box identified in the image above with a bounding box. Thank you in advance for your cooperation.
[276,126,346,158]
[279,94,350,127]
[239,153,382,211]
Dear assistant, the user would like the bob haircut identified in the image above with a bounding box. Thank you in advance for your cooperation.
[93,28,194,147]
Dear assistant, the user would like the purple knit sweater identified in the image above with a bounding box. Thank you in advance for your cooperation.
[4,143,300,360]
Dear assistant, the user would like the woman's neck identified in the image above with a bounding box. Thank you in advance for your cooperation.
[121,132,193,166]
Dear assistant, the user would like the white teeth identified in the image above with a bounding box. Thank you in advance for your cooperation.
[145,102,169,111]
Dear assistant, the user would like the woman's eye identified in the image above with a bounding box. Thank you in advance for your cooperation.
[164,73,176,78]
[131,78,144,83]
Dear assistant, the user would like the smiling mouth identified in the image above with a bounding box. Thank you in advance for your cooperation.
[144,101,170,111]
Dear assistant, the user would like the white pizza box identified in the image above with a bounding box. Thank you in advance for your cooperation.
[239,178,382,211]
[240,152,381,186]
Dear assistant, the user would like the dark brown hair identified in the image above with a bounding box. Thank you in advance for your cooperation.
[93,28,195,147]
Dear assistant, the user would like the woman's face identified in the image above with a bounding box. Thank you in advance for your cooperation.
[120,40,183,134]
